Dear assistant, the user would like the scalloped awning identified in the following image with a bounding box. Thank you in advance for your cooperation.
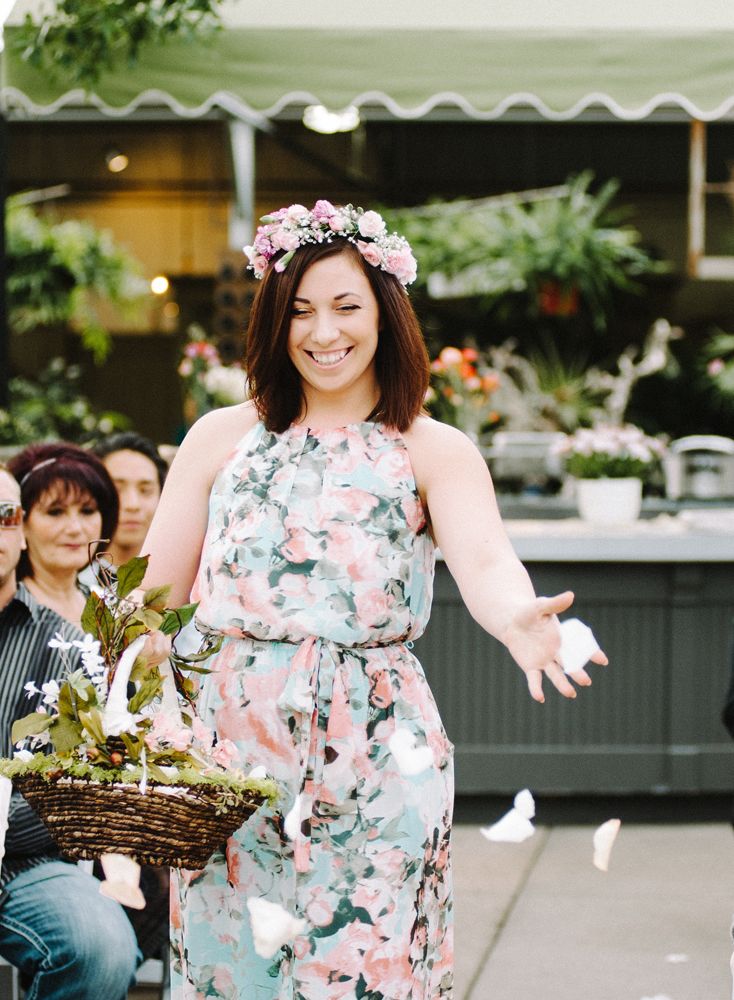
[2,27,734,122]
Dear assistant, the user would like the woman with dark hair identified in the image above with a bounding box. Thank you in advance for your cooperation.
[142,201,607,999]
[8,442,118,628]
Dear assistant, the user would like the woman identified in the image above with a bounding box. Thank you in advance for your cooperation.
[92,432,168,567]
[142,201,607,999]
[8,442,118,628]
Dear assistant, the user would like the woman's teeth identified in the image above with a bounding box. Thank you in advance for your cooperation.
[310,349,349,367]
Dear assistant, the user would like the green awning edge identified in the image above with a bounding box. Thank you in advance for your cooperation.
[3,27,734,122]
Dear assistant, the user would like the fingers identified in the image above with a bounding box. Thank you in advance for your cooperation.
[567,667,592,687]
[545,661,577,699]
[538,590,575,617]
[142,631,172,667]
[590,648,609,666]
[525,669,545,704]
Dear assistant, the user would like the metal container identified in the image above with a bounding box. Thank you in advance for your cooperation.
[663,435,734,499]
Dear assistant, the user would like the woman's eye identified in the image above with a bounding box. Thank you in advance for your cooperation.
[338,304,359,312]
[81,506,99,516]
[291,308,309,317]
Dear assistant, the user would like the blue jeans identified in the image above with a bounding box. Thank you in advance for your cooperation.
[0,861,139,1000]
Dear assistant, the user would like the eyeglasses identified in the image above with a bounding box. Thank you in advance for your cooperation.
[0,502,23,528]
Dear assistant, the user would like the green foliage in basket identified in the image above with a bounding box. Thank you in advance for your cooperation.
[3,554,275,802]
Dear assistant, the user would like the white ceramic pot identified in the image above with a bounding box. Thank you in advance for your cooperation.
[575,477,642,524]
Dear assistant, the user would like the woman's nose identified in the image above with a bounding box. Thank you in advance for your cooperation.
[310,313,341,346]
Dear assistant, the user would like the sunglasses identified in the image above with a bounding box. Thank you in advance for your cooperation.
[0,502,23,528]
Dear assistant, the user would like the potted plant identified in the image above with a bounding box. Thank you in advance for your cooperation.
[555,424,667,523]
[178,324,246,426]
[0,555,276,872]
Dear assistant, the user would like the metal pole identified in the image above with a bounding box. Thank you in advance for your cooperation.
[687,119,705,278]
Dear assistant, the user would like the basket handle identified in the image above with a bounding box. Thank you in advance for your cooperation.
[102,633,184,737]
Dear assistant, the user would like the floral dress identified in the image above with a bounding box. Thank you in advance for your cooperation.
[170,421,454,1000]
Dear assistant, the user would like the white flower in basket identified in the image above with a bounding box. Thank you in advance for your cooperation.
[0,555,277,885]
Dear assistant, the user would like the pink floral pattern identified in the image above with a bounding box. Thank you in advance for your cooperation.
[171,422,453,999]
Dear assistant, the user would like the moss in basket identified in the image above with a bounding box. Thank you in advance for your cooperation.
[2,553,278,807]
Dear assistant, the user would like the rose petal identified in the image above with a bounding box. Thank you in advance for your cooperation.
[99,853,145,909]
[388,728,434,776]
[481,807,535,844]
[513,788,535,820]
[559,618,601,674]
[283,793,302,841]
[246,897,306,958]
[593,818,621,871]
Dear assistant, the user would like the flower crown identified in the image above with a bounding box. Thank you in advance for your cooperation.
[244,201,418,287]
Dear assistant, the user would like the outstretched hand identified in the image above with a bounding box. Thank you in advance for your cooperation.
[501,591,608,703]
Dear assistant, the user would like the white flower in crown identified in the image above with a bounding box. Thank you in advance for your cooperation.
[244,202,418,286]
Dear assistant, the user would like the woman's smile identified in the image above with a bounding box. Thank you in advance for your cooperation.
[305,347,353,368]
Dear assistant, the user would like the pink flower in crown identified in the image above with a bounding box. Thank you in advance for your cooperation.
[358,210,386,238]
[286,203,309,221]
[312,199,336,221]
[357,240,382,268]
[328,214,347,232]
[252,254,269,274]
[271,228,300,252]
[386,248,417,284]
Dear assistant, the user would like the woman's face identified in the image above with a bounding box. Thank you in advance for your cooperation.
[102,449,161,556]
[24,483,103,576]
[287,252,380,409]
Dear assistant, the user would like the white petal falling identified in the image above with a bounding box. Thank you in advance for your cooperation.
[388,728,434,776]
[664,953,689,963]
[593,818,622,871]
[99,853,146,909]
[248,765,268,780]
[481,790,536,843]
[283,793,303,841]
[246,897,306,959]
[513,788,535,819]
[558,618,601,674]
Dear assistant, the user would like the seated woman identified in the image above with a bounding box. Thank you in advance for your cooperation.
[7,442,118,628]
[92,432,168,568]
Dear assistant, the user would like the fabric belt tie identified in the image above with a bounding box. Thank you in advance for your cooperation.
[275,633,410,874]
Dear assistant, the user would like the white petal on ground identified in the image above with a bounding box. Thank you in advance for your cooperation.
[593,818,622,871]
[246,897,306,958]
[664,953,689,963]
[513,788,535,819]
[558,618,601,674]
[283,793,303,841]
[639,995,674,1000]
[99,853,145,910]
[388,728,434,776]
[248,765,268,779]
[480,792,536,843]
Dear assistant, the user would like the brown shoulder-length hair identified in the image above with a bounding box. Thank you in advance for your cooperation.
[8,441,119,580]
[245,239,429,432]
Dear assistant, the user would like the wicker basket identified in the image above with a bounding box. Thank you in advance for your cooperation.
[15,773,265,869]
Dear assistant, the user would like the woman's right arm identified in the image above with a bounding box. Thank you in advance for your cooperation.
[141,402,258,606]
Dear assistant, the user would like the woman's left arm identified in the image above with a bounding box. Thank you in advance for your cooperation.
[407,419,607,703]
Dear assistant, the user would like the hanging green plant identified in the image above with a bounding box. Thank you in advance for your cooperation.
[385,173,668,333]
[6,202,147,362]
[11,0,224,87]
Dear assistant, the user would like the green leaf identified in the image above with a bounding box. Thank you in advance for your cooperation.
[50,714,84,754]
[116,555,148,598]
[143,584,170,612]
[80,590,115,645]
[128,674,163,714]
[160,603,197,635]
[11,712,53,744]
[78,707,105,745]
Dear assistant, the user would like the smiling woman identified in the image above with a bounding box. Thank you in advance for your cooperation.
[7,443,118,628]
